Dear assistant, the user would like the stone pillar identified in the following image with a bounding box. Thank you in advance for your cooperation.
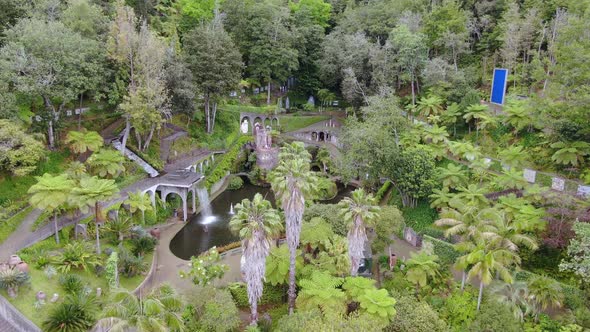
[149,190,156,208]
[192,187,196,213]
[182,188,188,222]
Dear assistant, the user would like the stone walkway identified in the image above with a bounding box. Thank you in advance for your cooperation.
[112,141,160,178]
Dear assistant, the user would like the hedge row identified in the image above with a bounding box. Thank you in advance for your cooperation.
[422,235,461,266]
[228,282,286,308]
[374,180,392,203]
[204,135,253,190]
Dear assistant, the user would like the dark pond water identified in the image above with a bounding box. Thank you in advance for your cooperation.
[170,182,274,260]
[169,180,353,260]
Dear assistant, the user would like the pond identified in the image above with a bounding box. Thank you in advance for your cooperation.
[169,179,354,260]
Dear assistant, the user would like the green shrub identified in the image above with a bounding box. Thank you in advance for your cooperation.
[372,206,405,253]
[118,248,146,278]
[422,235,461,266]
[514,270,587,311]
[385,295,448,332]
[185,286,241,332]
[313,177,338,200]
[59,274,84,295]
[227,176,244,190]
[467,299,522,332]
[205,136,253,190]
[53,242,100,273]
[228,282,286,308]
[304,204,346,236]
[438,289,477,331]
[401,201,438,232]
[374,181,392,202]
[130,236,157,257]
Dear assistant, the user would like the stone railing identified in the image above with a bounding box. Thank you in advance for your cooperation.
[132,251,158,297]
[0,294,41,332]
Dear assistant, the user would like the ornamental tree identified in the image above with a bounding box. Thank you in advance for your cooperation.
[559,221,590,285]
[180,247,228,286]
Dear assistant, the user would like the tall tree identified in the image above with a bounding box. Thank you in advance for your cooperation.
[183,18,242,133]
[269,142,318,314]
[0,18,103,148]
[28,174,75,244]
[338,188,380,276]
[388,24,428,105]
[230,193,282,325]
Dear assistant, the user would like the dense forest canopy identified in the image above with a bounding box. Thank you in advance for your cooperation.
[1,1,590,330]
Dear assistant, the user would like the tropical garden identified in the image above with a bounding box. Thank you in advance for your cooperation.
[0,0,589,331]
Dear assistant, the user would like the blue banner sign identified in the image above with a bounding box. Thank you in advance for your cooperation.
[491,68,508,105]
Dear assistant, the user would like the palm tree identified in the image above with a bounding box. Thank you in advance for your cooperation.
[316,147,331,174]
[498,145,528,169]
[404,252,442,294]
[437,163,468,189]
[463,104,487,134]
[481,212,538,252]
[66,161,88,180]
[465,244,520,310]
[503,99,531,135]
[124,191,153,225]
[338,188,380,276]
[417,94,444,118]
[441,102,462,136]
[447,141,481,161]
[476,113,497,137]
[451,184,489,208]
[527,275,563,311]
[65,129,104,155]
[490,280,532,321]
[429,187,453,210]
[230,193,282,325]
[103,216,133,243]
[87,148,126,178]
[94,284,185,332]
[71,176,119,254]
[0,267,30,298]
[28,173,75,244]
[550,141,590,167]
[269,142,318,314]
[422,124,449,144]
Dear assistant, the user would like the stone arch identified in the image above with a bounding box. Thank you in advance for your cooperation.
[264,117,271,127]
[271,117,279,127]
[319,132,325,141]
[240,116,251,133]
[311,132,318,141]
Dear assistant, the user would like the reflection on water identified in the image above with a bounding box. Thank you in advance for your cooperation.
[169,180,354,260]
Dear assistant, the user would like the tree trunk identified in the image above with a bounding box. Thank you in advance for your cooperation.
[78,94,83,130]
[121,117,131,154]
[461,270,466,291]
[143,125,155,151]
[411,79,416,105]
[141,209,145,225]
[250,299,258,325]
[48,119,55,149]
[477,280,484,311]
[53,211,60,244]
[135,129,142,151]
[95,202,102,255]
[205,96,211,134]
[211,102,218,132]
[288,245,297,314]
[267,81,271,105]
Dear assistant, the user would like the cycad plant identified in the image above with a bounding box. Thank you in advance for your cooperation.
[0,267,30,298]
[229,193,282,325]
[338,188,380,276]
[43,294,99,332]
[404,252,442,294]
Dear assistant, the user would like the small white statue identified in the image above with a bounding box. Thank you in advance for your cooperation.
[240,119,249,134]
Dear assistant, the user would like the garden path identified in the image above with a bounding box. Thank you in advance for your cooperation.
[160,123,188,163]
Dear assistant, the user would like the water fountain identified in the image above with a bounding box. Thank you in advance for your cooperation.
[196,188,216,225]
[229,203,235,215]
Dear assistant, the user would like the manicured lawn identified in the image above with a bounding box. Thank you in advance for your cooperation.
[278,115,330,132]
[0,150,70,207]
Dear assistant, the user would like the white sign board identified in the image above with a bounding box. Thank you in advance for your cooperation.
[75,109,81,115]
[523,169,536,183]
[66,110,72,116]
[577,185,590,198]
[552,177,565,192]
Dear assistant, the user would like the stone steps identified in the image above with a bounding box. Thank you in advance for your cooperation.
[112,141,159,178]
